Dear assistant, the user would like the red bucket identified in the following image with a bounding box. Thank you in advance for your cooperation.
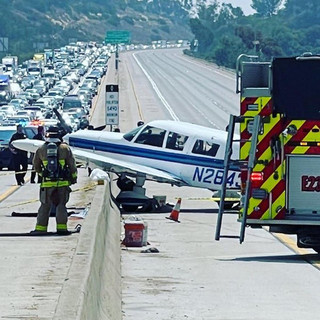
[124,221,145,247]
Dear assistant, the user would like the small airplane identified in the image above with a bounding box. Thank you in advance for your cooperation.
[13,120,241,211]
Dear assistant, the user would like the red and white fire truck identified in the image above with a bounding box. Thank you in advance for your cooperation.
[216,53,320,253]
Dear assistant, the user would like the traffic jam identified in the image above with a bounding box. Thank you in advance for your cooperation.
[0,42,110,170]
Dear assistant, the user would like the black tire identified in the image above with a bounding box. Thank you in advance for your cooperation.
[142,200,154,212]
[215,201,234,210]
[117,177,135,191]
[224,202,234,210]
[122,205,139,212]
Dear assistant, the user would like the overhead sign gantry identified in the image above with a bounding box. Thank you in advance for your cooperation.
[105,30,131,45]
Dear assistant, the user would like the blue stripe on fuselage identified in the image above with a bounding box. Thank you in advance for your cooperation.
[69,137,240,171]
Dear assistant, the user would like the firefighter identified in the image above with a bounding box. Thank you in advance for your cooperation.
[9,124,28,186]
[32,126,77,235]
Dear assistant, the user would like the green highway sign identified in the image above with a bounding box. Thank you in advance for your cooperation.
[105,30,131,44]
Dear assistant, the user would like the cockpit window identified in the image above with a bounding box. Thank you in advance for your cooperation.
[134,125,166,147]
[123,126,142,141]
[192,139,220,157]
[166,132,188,151]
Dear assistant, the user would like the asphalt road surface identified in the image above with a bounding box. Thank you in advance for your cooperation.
[118,49,320,320]
[1,49,320,319]
[121,49,238,130]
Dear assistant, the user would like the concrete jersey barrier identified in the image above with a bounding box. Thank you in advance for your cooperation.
[53,180,122,320]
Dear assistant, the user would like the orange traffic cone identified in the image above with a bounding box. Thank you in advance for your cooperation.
[166,198,181,223]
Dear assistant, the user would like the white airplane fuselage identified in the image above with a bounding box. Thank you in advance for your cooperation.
[65,120,241,191]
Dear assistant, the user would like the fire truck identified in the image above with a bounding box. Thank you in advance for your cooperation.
[215,53,320,253]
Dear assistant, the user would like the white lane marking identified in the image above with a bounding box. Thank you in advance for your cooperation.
[133,52,180,121]
[191,103,221,129]
[156,67,176,87]
[176,53,235,81]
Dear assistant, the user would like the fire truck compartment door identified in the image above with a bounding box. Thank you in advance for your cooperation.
[287,155,320,214]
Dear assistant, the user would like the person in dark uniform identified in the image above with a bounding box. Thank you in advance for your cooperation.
[9,124,28,186]
[30,125,45,184]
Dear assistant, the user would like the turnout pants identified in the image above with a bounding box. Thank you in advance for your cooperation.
[36,186,71,231]
[13,154,28,184]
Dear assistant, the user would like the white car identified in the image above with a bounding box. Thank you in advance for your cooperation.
[9,98,28,109]
[0,105,16,117]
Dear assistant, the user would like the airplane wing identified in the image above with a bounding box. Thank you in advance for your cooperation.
[12,139,187,185]
[11,139,45,153]
[73,149,187,186]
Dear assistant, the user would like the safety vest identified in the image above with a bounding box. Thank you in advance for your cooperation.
[40,158,72,188]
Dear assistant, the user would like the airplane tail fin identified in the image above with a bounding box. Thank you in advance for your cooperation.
[52,108,73,134]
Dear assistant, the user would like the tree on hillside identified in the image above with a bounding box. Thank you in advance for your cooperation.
[251,0,283,16]
[217,3,244,26]
[214,35,247,67]
[197,1,219,23]
[282,0,320,28]
[283,0,320,15]
[189,18,214,53]
[235,25,256,50]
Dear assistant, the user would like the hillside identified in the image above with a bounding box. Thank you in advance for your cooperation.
[187,0,320,68]
[0,0,194,61]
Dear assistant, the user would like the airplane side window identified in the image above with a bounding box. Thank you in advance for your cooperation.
[192,140,204,154]
[166,132,188,151]
[207,143,220,156]
[123,126,142,141]
[192,140,220,157]
[134,126,166,147]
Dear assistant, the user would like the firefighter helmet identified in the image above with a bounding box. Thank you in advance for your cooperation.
[46,126,61,142]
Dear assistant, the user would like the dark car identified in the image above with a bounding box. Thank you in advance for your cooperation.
[62,95,82,112]
[0,125,38,170]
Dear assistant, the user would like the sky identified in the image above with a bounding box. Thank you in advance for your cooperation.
[219,0,255,15]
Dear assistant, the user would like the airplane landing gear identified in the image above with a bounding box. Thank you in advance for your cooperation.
[212,190,241,210]
[117,176,135,191]
[115,174,158,212]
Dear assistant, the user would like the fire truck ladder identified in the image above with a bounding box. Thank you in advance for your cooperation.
[215,114,261,243]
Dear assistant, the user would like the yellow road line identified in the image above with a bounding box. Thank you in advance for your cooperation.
[175,197,239,201]
[6,198,38,208]
[272,232,320,269]
[1,182,97,209]
[0,176,31,203]
[90,84,102,120]
[273,232,308,255]
[0,185,19,203]
[125,59,144,121]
